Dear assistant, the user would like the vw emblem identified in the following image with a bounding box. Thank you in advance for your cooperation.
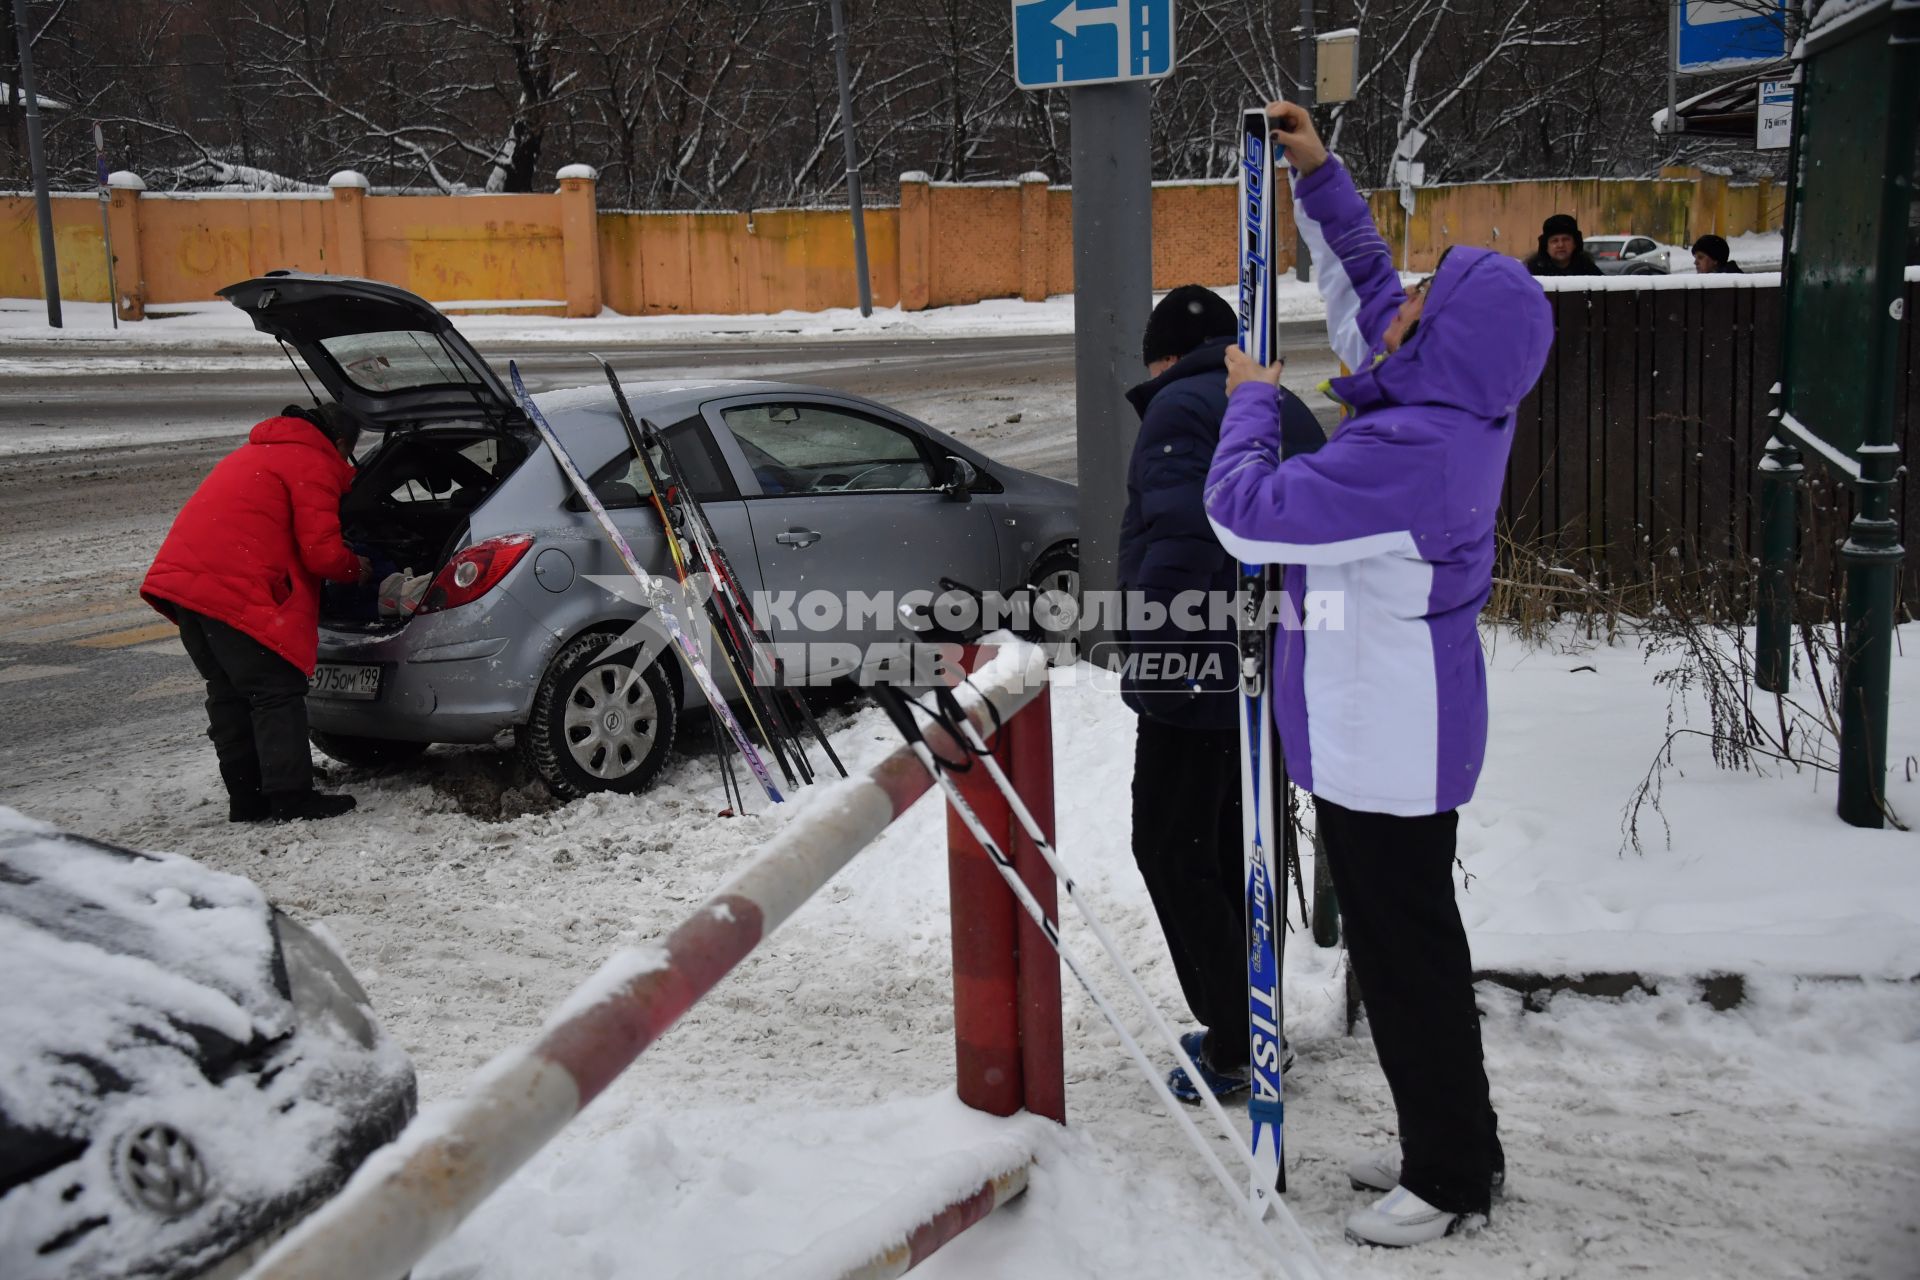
[117,1123,210,1216]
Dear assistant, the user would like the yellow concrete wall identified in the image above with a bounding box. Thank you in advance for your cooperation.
[135,194,336,301]
[598,207,901,314]
[0,169,1786,316]
[2,194,113,301]
[362,192,566,302]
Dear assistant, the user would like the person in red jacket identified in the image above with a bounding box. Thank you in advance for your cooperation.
[142,404,372,823]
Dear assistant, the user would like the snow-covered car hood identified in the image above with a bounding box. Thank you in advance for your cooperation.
[0,808,414,1280]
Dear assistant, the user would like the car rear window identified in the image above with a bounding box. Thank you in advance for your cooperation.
[321,331,488,395]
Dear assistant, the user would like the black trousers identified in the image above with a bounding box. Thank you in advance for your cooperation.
[176,609,313,795]
[1315,796,1502,1216]
[1131,717,1283,1070]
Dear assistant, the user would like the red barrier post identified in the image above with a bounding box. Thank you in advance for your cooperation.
[1006,682,1064,1123]
[948,736,1024,1116]
[947,645,1063,1124]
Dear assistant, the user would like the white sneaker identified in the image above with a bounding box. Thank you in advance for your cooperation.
[1344,1185,1486,1248]
[1346,1148,1506,1198]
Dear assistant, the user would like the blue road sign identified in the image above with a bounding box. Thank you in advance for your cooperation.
[1012,0,1176,90]
[1676,0,1788,73]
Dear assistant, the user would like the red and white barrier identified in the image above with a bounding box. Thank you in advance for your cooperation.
[243,642,1056,1280]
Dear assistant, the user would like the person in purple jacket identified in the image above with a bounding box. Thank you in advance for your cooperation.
[1205,101,1554,1249]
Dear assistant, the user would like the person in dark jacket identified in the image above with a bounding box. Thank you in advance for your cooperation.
[142,404,371,823]
[1523,213,1604,277]
[1116,284,1323,1103]
[1691,234,1743,274]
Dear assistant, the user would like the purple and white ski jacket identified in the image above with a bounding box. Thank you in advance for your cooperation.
[1205,157,1553,817]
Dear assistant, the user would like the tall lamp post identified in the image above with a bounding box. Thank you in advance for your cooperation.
[827,0,872,317]
[11,0,61,327]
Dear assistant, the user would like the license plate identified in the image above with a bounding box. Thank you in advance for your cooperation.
[309,663,381,700]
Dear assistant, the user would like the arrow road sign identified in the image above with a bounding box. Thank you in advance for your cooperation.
[1012,0,1176,90]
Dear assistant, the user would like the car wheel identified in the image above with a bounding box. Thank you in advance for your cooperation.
[309,731,431,770]
[1623,262,1664,275]
[1024,543,1080,662]
[518,631,679,799]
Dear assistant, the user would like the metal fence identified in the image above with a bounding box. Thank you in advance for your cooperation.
[1506,271,1919,606]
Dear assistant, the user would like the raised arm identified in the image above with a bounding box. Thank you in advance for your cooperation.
[1265,101,1406,372]
[1204,382,1437,567]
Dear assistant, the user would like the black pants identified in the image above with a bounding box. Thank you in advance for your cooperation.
[176,609,313,795]
[1315,796,1502,1215]
[1131,717,1283,1070]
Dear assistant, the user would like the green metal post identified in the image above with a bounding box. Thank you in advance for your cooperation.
[1837,458,1902,828]
[1754,435,1802,694]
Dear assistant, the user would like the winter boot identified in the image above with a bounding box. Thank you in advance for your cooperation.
[1344,1186,1486,1248]
[268,790,358,823]
[1347,1149,1505,1199]
[1168,1029,1294,1104]
[220,763,270,824]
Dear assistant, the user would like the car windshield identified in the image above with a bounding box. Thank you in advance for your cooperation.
[319,330,485,395]
[1586,238,1626,260]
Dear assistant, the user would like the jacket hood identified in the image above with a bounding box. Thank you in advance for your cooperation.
[1327,247,1553,420]
[1126,336,1231,418]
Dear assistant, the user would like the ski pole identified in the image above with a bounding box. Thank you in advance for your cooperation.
[910,684,1330,1276]
[873,685,1331,1280]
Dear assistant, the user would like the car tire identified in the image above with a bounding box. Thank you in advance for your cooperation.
[1024,543,1080,663]
[518,630,679,800]
[1623,262,1664,275]
[309,731,431,770]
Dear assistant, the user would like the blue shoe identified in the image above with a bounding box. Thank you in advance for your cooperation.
[1168,1028,1295,1103]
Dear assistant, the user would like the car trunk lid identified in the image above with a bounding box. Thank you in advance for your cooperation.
[218,272,522,430]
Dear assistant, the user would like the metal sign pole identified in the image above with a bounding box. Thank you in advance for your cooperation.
[1293,0,1315,282]
[828,0,873,317]
[1071,82,1153,656]
[93,121,117,330]
[12,0,61,328]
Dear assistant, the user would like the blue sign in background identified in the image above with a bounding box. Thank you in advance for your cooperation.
[1012,0,1175,90]
[1676,0,1788,72]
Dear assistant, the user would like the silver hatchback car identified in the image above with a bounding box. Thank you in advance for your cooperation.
[219,274,1078,798]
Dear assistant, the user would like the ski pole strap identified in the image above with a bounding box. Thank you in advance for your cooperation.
[930,679,1005,758]
[873,684,975,773]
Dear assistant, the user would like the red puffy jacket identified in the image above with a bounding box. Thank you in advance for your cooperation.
[142,416,361,675]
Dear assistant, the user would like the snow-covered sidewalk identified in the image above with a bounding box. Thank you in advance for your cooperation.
[4,623,1916,1277]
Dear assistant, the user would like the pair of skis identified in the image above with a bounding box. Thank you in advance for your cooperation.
[506,361,841,811]
[1235,105,1291,1213]
[591,357,845,804]
[873,681,1326,1278]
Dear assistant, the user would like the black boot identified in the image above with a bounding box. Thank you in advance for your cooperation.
[268,790,358,823]
[221,763,271,824]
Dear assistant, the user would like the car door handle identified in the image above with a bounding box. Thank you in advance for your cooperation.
[776,528,822,548]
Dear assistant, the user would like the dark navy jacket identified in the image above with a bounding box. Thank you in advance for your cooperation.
[1117,336,1324,729]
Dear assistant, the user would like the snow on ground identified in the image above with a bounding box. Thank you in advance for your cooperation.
[3,624,1916,1278]
[0,280,1337,359]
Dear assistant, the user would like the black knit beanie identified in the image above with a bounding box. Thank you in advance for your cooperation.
[1142,284,1238,364]
[1692,234,1731,265]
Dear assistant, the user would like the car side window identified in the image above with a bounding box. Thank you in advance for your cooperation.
[1627,238,1655,257]
[721,403,937,496]
[575,416,737,511]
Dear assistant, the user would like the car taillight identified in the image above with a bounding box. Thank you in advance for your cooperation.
[417,534,534,614]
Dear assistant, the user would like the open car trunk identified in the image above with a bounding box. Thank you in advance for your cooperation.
[320,423,534,631]
[215,273,539,633]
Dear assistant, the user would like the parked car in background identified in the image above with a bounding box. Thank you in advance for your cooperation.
[1585,234,1689,275]
[0,808,415,1280]
[217,273,1080,800]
